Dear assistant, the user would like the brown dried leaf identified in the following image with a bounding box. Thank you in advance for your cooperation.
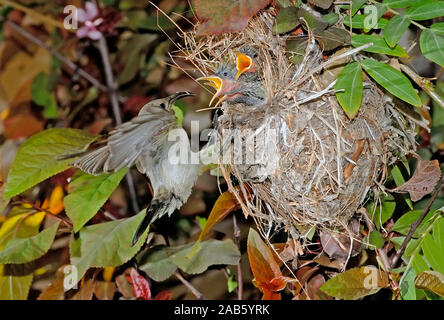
[93,281,116,300]
[37,266,66,300]
[194,0,272,36]
[320,219,362,260]
[390,156,441,202]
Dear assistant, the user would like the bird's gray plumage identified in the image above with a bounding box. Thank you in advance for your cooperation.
[71,92,200,245]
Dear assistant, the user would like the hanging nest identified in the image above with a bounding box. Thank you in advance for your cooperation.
[172,10,423,243]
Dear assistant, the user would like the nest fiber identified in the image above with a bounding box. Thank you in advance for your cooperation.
[174,11,421,241]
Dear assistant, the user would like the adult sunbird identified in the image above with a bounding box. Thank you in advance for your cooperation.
[71,92,200,245]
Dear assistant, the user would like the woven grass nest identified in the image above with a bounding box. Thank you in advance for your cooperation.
[173,10,423,244]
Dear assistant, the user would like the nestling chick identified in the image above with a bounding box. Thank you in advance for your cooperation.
[71,92,199,245]
[197,48,267,107]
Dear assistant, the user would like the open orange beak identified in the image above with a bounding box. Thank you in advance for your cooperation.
[197,76,225,106]
[235,52,253,80]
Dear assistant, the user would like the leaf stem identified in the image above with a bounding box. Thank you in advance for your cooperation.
[174,271,206,300]
[390,176,444,268]
[400,64,444,111]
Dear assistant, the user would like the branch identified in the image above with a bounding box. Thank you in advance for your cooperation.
[96,36,140,214]
[390,176,444,268]
[16,198,73,228]
[174,272,206,300]
[232,214,243,300]
[1,18,126,102]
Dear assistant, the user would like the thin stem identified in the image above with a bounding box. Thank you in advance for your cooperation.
[400,64,444,111]
[1,18,125,100]
[16,198,73,228]
[96,36,140,214]
[174,272,205,300]
[232,214,243,300]
[390,176,444,268]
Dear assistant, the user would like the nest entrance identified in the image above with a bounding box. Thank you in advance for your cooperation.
[174,11,419,243]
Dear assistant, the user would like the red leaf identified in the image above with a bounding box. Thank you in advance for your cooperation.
[126,268,151,300]
[154,290,173,300]
[247,228,294,300]
[123,96,150,115]
[193,0,272,35]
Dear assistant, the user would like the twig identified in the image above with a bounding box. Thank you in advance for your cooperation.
[1,18,126,102]
[16,198,73,228]
[232,214,243,300]
[400,64,444,110]
[174,272,205,300]
[390,176,444,268]
[0,0,65,29]
[96,36,140,214]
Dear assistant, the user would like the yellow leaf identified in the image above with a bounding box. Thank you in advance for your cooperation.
[103,267,114,282]
[48,186,64,215]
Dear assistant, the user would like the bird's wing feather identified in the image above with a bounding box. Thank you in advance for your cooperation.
[73,107,176,175]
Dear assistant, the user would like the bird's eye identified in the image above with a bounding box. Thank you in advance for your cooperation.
[160,103,166,109]
[223,72,228,76]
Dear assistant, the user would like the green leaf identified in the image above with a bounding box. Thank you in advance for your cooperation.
[226,268,238,293]
[431,22,444,36]
[272,7,300,34]
[415,271,444,297]
[168,239,240,274]
[64,169,128,232]
[420,28,444,67]
[31,72,59,119]
[367,194,396,229]
[363,3,387,33]
[384,15,411,48]
[351,0,367,16]
[4,128,97,199]
[116,34,157,85]
[69,209,150,284]
[399,266,417,300]
[323,12,339,26]
[351,34,407,57]
[383,0,422,8]
[369,230,385,249]
[391,165,413,209]
[0,222,59,264]
[335,62,363,119]
[286,37,307,64]
[422,218,444,274]
[360,59,421,107]
[0,274,33,300]
[315,27,350,51]
[405,2,444,21]
[137,245,178,282]
[297,7,328,33]
[391,209,437,236]
[308,0,332,10]
[320,266,389,300]
[343,16,388,30]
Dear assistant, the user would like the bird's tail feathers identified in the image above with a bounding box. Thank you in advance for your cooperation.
[131,196,181,246]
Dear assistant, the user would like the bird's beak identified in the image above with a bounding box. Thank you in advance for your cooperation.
[197,76,224,106]
[235,52,253,80]
[168,91,194,107]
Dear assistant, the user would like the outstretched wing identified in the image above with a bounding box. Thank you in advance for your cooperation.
[73,107,176,175]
